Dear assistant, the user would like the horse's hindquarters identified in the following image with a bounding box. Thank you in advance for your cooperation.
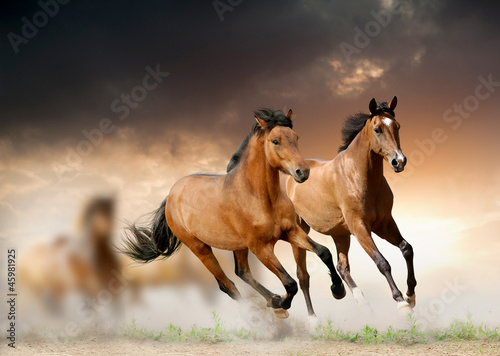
[166,175,247,250]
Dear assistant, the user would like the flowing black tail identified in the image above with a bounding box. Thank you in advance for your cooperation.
[120,197,182,263]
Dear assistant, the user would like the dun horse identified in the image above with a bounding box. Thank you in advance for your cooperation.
[285,97,416,316]
[121,109,345,318]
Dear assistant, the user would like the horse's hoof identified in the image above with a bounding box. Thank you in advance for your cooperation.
[397,301,414,315]
[404,292,416,308]
[267,294,282,309]
[273,308,289,319]
[331,283,346,300]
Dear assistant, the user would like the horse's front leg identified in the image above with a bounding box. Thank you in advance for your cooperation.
[349,219,412,314]
[233,249,281,304]
[374,217,417,307]
[248,243,297,318]
[286,226,346,300]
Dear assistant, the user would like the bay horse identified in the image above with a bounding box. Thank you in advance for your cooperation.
[121,109,345,318]
[19,196,119,313]
[284,97,416,317]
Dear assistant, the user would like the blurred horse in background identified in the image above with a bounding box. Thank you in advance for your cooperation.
[18,194,234,323]
[19,196,119,313]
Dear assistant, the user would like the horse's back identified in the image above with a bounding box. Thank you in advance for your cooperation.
[167,172,249,250]
[169,172,225,201]
[168,173,227,222]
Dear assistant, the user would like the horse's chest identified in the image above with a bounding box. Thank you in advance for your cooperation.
[352,195,390,225]
[252,204,294,240]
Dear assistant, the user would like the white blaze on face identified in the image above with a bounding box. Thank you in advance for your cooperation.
[382,117,392,128]
[396,151,405,161]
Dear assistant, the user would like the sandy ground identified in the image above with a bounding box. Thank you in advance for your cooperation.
[6,338,500,356]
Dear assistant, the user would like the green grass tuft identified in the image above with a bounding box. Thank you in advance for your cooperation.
[313,313,499,344]
[118,312,499,345]
[118,311,251,343]
[431,313,500,341]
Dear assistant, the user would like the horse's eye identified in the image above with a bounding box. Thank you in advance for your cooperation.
[374,127,382,134]
[272,140,279,145]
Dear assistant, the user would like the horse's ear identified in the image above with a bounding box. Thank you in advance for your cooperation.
[389,96,398,110]
[369,98,377,114]
[286,109,293,121]
[255,117,268,129]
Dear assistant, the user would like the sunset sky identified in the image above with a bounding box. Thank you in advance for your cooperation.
[1,0,499,327]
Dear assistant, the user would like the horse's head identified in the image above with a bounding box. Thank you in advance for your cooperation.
[367,96,407,173]
[256,109,310,183]
[79,196,115,240]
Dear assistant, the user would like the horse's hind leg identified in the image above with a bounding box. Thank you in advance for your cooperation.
[333,234,368,306]
[375,218,417,307]
[292,220,316,318]
[183,236,241,301]
[233,249,279,303]
[292,246,317,322]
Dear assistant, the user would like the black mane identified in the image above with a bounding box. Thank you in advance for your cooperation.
[337,112,371,153]
[226,108,292,172]
[338,101,394,153]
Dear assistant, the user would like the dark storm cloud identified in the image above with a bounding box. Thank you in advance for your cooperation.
[1,0,499,147]
[0,0,348,138]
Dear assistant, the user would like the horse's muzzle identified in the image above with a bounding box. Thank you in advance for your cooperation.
[293,167,310,183]
[390,152,406,173]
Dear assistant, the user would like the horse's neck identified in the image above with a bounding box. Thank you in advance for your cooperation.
[342,127,384,188]
[237,137,281,202]
[82,228,114,259]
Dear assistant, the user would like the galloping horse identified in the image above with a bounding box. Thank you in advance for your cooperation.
[285,97,416,316]
[121,109,345,318]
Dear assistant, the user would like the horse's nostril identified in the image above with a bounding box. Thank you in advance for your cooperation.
[391,159,398,167]
[296,169,303,177]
